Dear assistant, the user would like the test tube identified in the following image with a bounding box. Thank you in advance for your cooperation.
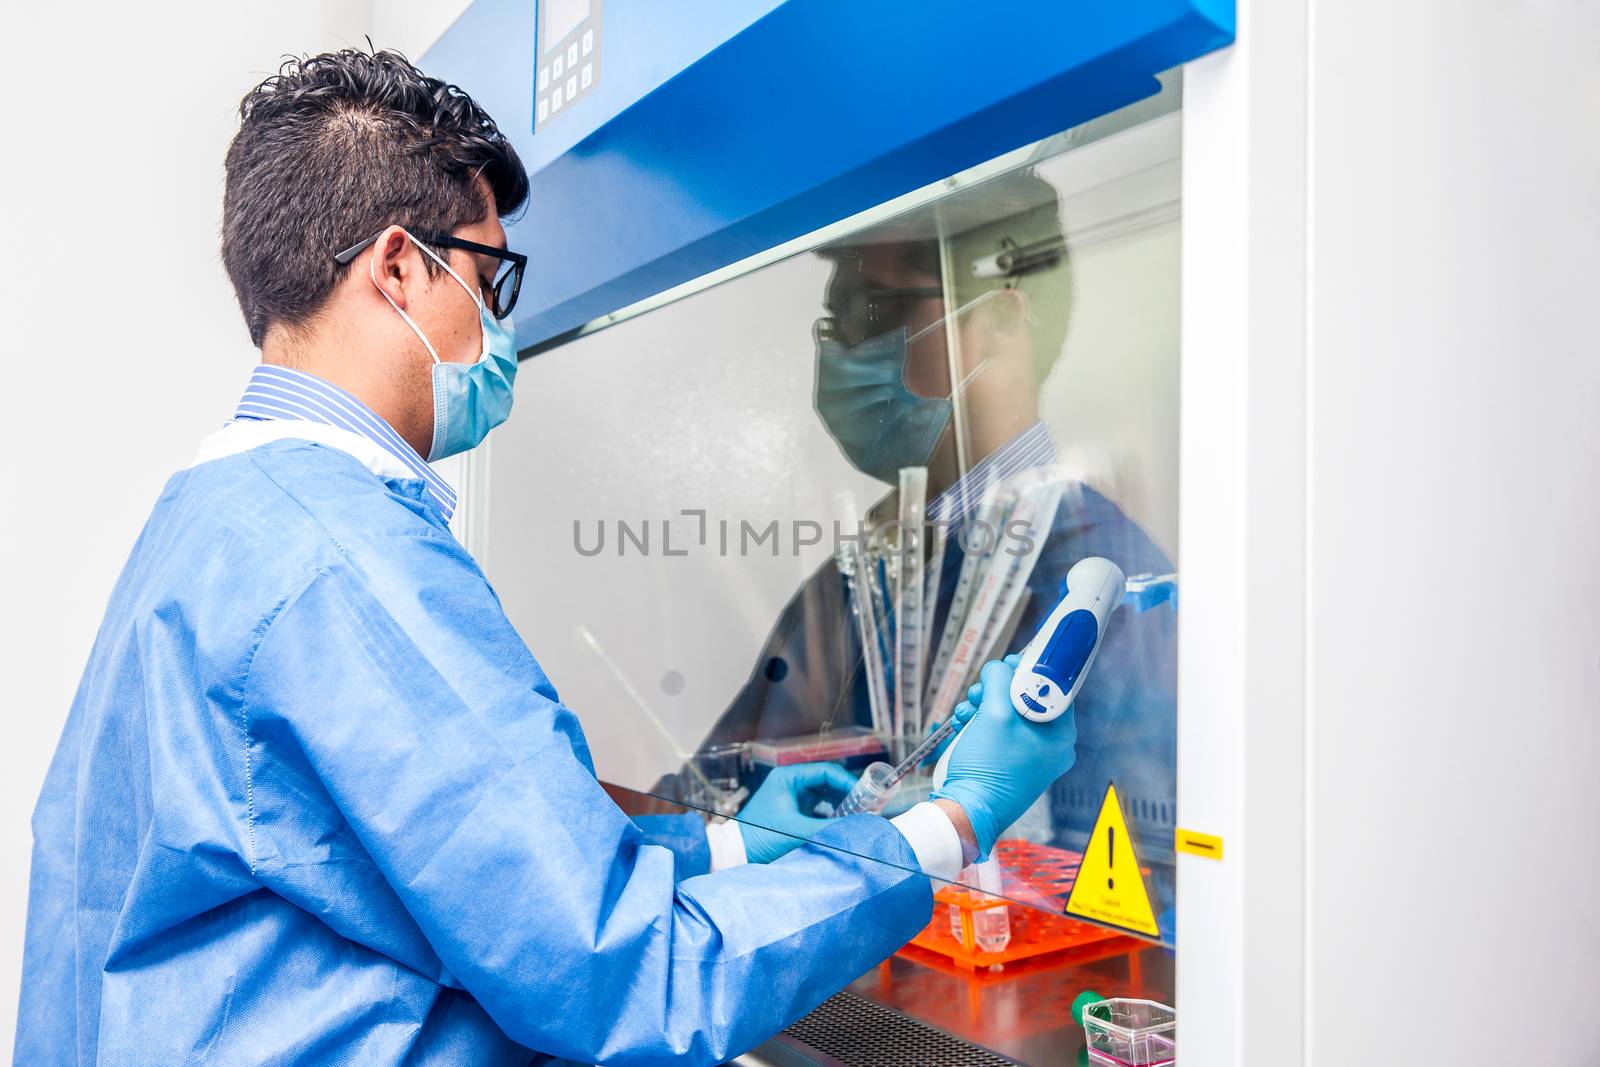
[949,856,1011,953]
[893,467,928,745]
[837,536,891,737]
[925,491,1014,711]
[970,481,1062,662]
[834,761,900,817]
[921,519,946,664]
[927,479,1062,719]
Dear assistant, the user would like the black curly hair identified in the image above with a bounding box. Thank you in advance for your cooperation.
[223,47,528,347]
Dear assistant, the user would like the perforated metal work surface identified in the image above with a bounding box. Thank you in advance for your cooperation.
[778,991,1021,1067]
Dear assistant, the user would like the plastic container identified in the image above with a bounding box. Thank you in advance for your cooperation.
[1078,996,1176,1066]
[835,761,900,817]
[748,726,886,767]
[684,743,749,817]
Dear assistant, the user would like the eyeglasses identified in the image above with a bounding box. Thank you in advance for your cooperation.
[334,230,528,320]
[818,286,1009,351]
[827,286,944,346]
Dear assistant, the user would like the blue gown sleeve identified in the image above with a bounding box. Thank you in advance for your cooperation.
[242,529,930,1066]
[631,814,712,878]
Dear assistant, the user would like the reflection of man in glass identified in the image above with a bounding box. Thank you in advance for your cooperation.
[691,171,1179,920]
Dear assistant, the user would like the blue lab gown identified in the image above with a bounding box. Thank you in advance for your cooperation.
[16,439,931,1066]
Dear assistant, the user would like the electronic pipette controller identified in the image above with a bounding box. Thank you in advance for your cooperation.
[930,556,1126,795]
[1009,556,1126,722]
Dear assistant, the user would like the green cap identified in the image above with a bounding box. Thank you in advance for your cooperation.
[1071,990,1108,1028]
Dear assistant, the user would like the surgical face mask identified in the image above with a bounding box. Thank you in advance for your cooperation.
[813,290,1004,484]
[814,326,952,484]
[370,230,520,461]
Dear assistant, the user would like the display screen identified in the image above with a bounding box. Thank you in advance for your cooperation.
[540,0,590,52]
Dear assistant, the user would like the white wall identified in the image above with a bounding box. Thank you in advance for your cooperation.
[1180,0,1600,1063]
[1303,1,1600,1061]
[0,2,466,1056]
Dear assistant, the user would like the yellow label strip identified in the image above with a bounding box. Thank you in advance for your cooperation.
[1175,828,1224,860]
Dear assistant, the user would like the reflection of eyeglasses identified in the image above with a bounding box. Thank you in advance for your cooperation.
[334,230,528,320]
[823,287,1012,353]
[829,286,944,345]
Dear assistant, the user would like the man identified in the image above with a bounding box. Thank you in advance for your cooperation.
[15,49,1074,1066]
[681,172,1179,920]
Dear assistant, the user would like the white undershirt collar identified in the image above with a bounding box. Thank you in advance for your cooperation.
[190,418,427,488]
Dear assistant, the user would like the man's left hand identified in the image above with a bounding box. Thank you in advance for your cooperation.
[736,762,858,864]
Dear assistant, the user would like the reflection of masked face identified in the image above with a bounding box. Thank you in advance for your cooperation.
[814,326,952,484]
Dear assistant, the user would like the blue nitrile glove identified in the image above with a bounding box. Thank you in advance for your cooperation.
[737,762,860,864]
[930,657,1077,860]
[919,683,983,767]
[920,653,1021,767]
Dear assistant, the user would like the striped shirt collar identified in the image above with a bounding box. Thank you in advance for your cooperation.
[926,420,1056,528]
[232,364,457,521]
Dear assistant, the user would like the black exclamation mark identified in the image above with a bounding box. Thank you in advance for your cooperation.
[1107,827,1116,890]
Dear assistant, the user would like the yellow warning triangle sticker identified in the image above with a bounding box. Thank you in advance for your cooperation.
[1065,782,1160,937]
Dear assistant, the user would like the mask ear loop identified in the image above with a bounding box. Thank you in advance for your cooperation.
[370,233,441,365]
[906,288,1004,347]
[1015,286,1041,330]
[368,228,489,365]
[907,288,1007,401]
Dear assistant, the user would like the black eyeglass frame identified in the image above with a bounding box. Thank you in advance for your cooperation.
[334,230,528,320]
[826,285,947,345]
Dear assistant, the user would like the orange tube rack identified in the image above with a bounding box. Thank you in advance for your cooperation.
[905,840,1137,970]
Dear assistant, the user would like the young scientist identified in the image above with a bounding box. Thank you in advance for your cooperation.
[16,49,1077,1066]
